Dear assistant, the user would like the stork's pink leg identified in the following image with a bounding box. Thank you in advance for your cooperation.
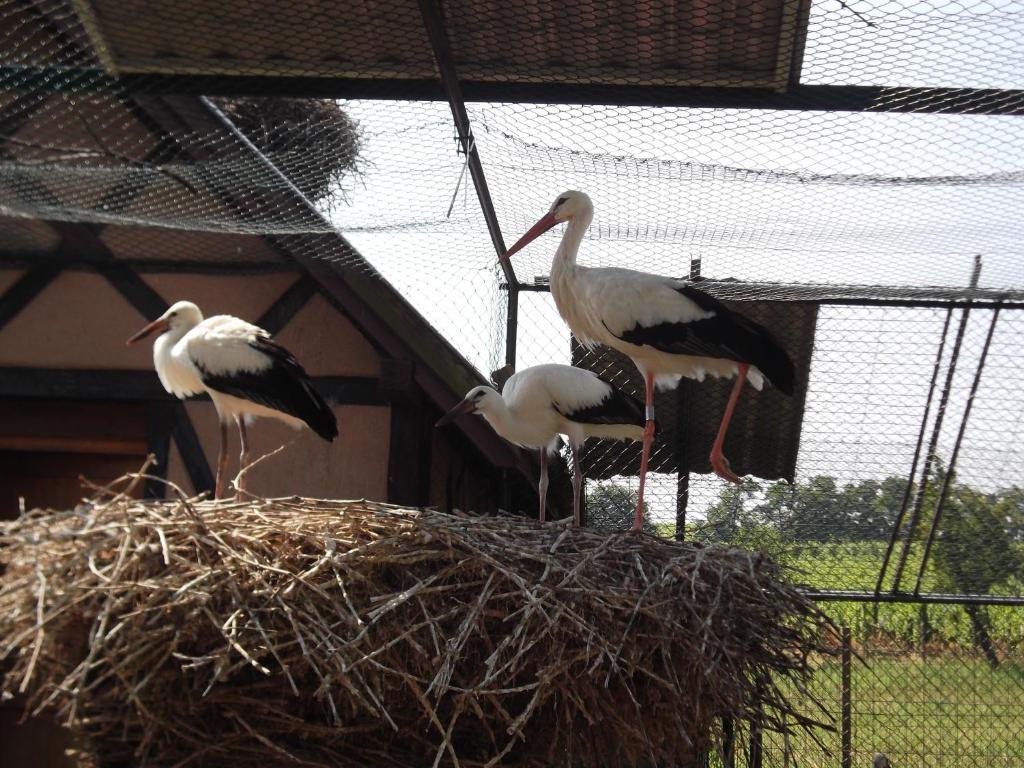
[236,416,250,496]
[709,363,749,485]
[215,420,229,500]
[538,448,548,523]
[634,371,656,532]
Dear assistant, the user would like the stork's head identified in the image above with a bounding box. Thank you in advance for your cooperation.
[126,300,203,345]
[434,386,502,427]
[502,190,592,260]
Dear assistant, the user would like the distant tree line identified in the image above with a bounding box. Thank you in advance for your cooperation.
[700,465,1024,663]
[703,470,1024,548]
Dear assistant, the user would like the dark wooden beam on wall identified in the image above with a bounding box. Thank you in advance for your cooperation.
[144,400,175,499]
[170,402,215,495]
[256,275,319,336]
[0,91,51,139]
[0,367,386,406]
[0,368,166,400]
[0,263,62,330]
[381,359,431,506]
[47,220,169,320]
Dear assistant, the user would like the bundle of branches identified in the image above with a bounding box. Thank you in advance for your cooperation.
[0,482,836,768]
[211,97,364,204]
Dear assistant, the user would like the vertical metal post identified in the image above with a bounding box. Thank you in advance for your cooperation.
[673,256,701,543]
[144,400,175,500]
[841,626,852,768]
[722,716,735,768]
[674,469,689,542]
[417,0,518,370]
[875,307,953,593]
[913,305,1001,594]
[748,709,763,768]
[505,284,519,368]
[891,258,982,591]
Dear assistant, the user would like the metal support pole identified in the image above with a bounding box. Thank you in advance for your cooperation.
[748,701,763,768]
[913,305,1001,594]
[891,257,982,591]
[875,307,953,593]
[674,469,689,542]
[841,627,852,768]
[722,716,735,768]
[505,283,519,368]
[417,0,519,370]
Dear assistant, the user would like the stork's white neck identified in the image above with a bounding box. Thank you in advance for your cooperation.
[478,399,515,440]
[153,315,202,372]
[552,207,593,271]
[548,210,596,344]
[154,322,194,359]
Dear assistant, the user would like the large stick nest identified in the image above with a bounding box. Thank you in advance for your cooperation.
[1,483,836,767]
[210,97,365,204]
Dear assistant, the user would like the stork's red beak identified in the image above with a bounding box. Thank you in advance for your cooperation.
[126,317,170,345]
[501,211,558,261]
[435,398,476,427]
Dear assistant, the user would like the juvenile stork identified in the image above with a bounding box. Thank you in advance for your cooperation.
[502,191,794,531]
[435,363,645,526]
[127,300,338,499]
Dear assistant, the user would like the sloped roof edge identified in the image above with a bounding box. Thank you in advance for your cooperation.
[131,93,531,478]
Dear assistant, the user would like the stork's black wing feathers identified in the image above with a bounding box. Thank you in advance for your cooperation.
[197,336,339,441]
[554,375,646,428]
[613,285,795,396]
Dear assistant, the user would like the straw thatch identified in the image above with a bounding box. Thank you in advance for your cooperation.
[0,473,836,768]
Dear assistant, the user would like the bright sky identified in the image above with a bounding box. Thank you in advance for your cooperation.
[325,0,1024,524]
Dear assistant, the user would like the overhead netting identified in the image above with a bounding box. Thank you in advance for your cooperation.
[1,0,1023,561]
[3,0,1024,765]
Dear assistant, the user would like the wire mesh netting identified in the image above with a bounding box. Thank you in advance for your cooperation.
[2,0,1024,765]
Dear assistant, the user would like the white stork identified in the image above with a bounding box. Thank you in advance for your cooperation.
[435,363,645,526]
[127,300,337,499]
[502,191,794,531]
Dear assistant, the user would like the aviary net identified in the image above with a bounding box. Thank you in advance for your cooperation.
[1,0,1023,765]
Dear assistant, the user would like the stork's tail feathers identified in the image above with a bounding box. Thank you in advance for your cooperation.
[301,381,339,441]
[202,336,339,442]
[757,338,796,397]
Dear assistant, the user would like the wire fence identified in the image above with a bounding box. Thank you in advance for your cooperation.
[2,0,1024,764]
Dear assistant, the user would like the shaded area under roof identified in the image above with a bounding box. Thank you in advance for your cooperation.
[73,0,809,90]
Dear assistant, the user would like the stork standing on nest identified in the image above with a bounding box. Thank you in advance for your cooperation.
[502,191,794,531]
[127,300,337,499]
[436,364,645,526]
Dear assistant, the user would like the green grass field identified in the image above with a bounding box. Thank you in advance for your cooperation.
[738,653,1024,768]
[665,538,1024,765]
[788,541,1024,646]
[659,534,1024,646]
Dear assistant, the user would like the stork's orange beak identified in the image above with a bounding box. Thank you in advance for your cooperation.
[435,398,476,427]
[126,317,170,345]
[501,211,558,261]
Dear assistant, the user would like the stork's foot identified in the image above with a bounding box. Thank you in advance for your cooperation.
[710,452,742,485]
